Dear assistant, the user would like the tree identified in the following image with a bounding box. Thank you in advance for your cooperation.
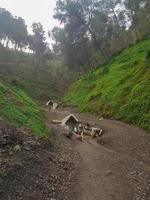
[0,7,51,64]
[0,8,28,50]
[10,17,28,51]
[52,0,99,71]
[52,0,150,73]
[29,22,47,59]
[124,0,149,39]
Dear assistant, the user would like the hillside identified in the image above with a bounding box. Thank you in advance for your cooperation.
[0,81,49,135]
[65,38,150,131]
[0,44,71,139]
[0,58,68,102]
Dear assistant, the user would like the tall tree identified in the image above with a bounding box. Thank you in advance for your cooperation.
[53,0,150,72]
[29,22,47,58]
[53,0,99,71]
[0,8,28,50]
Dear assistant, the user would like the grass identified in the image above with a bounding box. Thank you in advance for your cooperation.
[0,82,50,136]
[0,45,68,101]
[0,45,67,139]
[65,38,150,131]
[0,61,61,101]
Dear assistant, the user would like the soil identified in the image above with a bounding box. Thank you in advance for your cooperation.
[0,120,78,200]
[0,107,150,200]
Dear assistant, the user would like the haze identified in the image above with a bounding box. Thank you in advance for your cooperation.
[0,0,58,36]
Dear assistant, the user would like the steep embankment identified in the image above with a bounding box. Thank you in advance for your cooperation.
[0,48,49,135]
[65,39,150,130]
[0,81,49,135]
[0,61,67,101]
[0,47,68,136]
[0,46,69,101]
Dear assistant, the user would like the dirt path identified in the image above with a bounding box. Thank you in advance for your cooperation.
[0,116,78,200]
[1,107,150,200]
[46,107,150,200]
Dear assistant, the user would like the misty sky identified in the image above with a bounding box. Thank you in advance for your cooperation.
[0,0,58,37]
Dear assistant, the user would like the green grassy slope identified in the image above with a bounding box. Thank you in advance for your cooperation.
[0,60,67,102]
[0,81,49,135]
[0,45,69,102]
[0,46,67,138]
[65,39,150,130]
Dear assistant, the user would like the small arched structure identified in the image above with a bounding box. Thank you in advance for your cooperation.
[61,114,79,129]
[46,100,58,110]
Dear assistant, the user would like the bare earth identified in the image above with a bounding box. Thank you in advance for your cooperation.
[0,107,150,200]
[46,107,150,200]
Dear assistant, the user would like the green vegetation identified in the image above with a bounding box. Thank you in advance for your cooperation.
[65,38,150,131]
[53,0,150,73]
[0,43,68,139]
[0,8,50,58]
[0,44,31,62]
[0,81,49,135]
[0,57,68,101]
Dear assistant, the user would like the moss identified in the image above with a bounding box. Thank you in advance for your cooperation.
[65,38,150,131]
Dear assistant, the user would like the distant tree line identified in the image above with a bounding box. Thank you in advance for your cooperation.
[0,7,51,60]
[51,0,150,72]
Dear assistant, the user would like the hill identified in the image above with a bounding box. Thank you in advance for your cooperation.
[0,81,49,135]
[65,38,150,131]
[0,48,59,137]
[0,55,68,102]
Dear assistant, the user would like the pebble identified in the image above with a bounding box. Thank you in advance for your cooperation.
[24,146,32,151]
[106,170,112,176]
[51,186,55,191]
[14,145,21,152]
[9,151,13,156]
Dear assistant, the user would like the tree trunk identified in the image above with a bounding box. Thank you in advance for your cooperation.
[109,0,120,35]
[6,39,10,48]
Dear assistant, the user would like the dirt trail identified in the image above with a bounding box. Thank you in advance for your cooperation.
[46,107,150,200]
[1,107,150,200]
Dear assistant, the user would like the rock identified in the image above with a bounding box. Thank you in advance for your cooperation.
[106,170,112,176]
[139,161,143,165]
[51,186,55,191]
[59,158,64,163]
[24,145,32,151]
[9,151,13,156]
[99,117,104,121]
[14,145,21,152]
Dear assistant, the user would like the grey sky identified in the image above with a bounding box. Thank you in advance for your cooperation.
[0,0,58,38]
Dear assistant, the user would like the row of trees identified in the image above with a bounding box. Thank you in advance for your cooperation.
[0,7,50,59]
[51,0,150,72]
